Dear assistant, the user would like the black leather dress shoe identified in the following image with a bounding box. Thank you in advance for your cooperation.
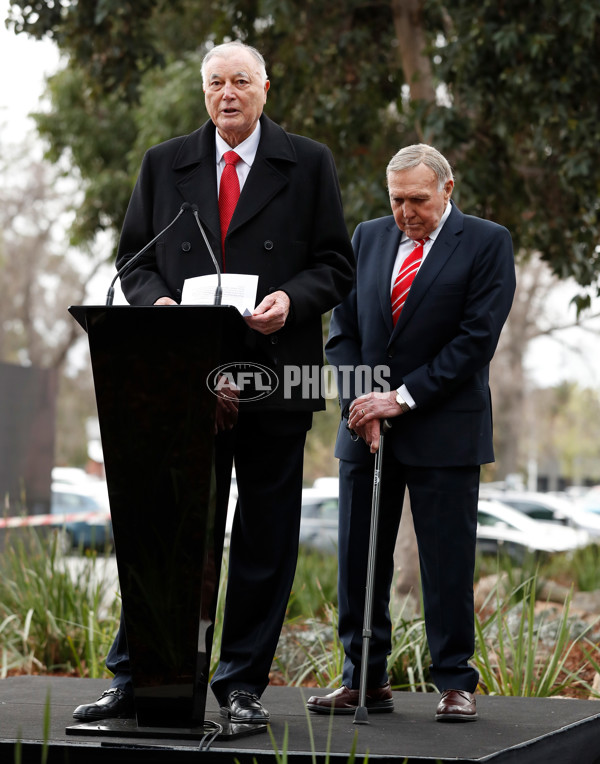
[73,688,135,721]
[220,690,270,724]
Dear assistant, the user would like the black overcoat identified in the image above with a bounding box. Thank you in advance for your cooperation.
[116,114,355,411]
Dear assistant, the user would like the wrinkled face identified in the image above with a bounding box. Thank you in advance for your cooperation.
[203,50,270,147]
[388,164,453,240]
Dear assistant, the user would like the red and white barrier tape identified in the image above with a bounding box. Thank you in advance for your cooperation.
[0,512,111,529]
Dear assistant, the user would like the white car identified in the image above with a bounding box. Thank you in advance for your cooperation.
[295,484,590,561]
[575,486,600,518]
[476,498,590,563]
[50,481,112,552]
[480,489,600,539]
[299,482,339,553]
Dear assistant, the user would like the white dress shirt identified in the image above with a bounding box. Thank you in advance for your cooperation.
[215,122,261,193]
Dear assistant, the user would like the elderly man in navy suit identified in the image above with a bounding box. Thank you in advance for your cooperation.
[73,41,354,725]
[307,144,515,722]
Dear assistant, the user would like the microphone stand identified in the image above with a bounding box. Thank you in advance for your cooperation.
[105,203,191,306]
[191,205,223,306]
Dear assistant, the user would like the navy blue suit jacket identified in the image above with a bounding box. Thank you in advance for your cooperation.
[326,203,516,467]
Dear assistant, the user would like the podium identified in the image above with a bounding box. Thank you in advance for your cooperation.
[66,305,252,738]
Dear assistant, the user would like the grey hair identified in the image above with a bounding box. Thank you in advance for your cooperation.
[201,41,268,86]
[386,144,454,191]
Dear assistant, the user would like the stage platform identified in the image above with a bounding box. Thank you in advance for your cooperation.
[1,677,600,763]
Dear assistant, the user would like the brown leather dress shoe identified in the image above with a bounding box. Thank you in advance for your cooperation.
[435,689,478,722]
[306,682,394,714]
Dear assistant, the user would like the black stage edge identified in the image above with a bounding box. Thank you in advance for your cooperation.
[2,677,600,764]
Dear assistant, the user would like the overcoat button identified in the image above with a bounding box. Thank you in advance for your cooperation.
[270,336,279,345]
[264,240,274,251]
[181,241,191,252]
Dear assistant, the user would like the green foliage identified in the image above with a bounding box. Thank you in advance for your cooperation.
[7,0,410,245]
[34,65,138,246]
[209,549,228,677]
[475,550,546,601]
[283,593,435,693]
[1,528,598,703]
[9,0,600,290]
[288,548,339,620]
[284,557,599,698]
[543,543,600,593]
[387,600,434,692]
[274,549,341,686]
[8,0,167,101]
[428,0,600,288]
[474,573,599,697]
[0,528,119,676]
[279,602,344,688]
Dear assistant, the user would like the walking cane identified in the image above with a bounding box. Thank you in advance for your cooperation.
[353,418,391,725]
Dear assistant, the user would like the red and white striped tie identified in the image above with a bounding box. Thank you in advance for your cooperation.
[391,238,427,326]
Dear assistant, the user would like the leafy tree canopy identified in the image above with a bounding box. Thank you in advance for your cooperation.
[429,0,600,303]
[6,0,600,301]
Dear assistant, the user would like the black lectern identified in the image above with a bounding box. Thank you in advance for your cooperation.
[67,305,250,739]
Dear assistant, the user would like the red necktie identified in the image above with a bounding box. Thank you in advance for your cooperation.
[218,150,241,268]
[391,238,427,326]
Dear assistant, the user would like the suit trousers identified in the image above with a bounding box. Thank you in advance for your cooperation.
[337,453,480,693]
[106,408,312,702]
[210,408,311,704]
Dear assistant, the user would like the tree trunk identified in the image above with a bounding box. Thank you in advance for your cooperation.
[392,489,421,611]
[390,0,436,106]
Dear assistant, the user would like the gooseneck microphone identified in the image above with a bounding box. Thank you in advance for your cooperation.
[191,204,223,306]
[105,202,192,306]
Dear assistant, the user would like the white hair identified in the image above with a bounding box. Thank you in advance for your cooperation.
[387,144,454,191]
[201,41,268,87]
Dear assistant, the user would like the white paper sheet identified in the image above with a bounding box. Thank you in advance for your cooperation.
[181,273,258,315]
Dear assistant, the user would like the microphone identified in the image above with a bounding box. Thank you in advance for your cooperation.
[190,204,222,306]
[106,202,192,306]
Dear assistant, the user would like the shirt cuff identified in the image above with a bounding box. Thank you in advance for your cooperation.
[397,384,416,409]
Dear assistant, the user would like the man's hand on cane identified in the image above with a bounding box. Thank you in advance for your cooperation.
[348,391,401,453]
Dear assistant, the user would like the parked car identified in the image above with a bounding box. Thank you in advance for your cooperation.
[479,488,600,539]
[575,486,600,517]
[50,482,112,553]
[297,481,590,563]
[476,498,590,563]
[299,483,339,553]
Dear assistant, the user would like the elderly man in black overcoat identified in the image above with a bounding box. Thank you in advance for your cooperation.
[73,40,354,725]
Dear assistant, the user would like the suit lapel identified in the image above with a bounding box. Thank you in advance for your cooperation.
[173,122,221,248]
[228,115,296,236]
[377,221,403,335]
[391,204,464,337]
[173,116,296,252]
